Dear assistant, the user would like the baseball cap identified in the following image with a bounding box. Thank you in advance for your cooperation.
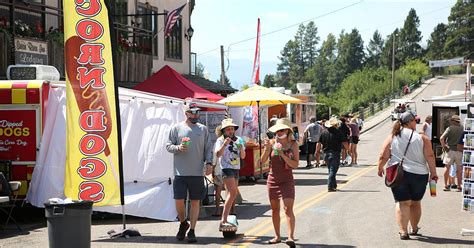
[184,103,201,113]
[400,110,416,124]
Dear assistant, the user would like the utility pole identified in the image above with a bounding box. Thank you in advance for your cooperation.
[220,45,225,85]
[391,36,396,93]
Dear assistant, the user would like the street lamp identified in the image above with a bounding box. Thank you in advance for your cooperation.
[185,26,194,41]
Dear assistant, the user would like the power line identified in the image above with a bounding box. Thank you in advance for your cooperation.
[359,4,452,34]
[197,0,364,56]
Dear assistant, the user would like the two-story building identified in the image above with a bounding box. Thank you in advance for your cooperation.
[0,0,235,95]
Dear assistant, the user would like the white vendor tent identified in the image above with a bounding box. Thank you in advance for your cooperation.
[27,85,227,221]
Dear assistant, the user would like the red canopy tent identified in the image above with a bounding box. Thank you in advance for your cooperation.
[134,65,224,101]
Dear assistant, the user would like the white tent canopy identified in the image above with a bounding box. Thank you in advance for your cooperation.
[27,85,226,221]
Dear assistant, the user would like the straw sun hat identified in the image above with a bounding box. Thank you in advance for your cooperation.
[324,117,339,128]
[268,118,293,134]
[220,118,239,131]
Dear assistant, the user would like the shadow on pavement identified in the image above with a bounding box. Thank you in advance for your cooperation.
[337,189,380,193]
[0,229,33,239]
[414,235,474,245]
[91,213,169,226]
[0,204,46,239]
[92,234,241,245]
[229,235,357,247]
[294,179,348,186]
[202,202,270,221]
[292,171,342,176]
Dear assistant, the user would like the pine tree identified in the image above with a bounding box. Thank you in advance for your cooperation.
[195,62,205,77]
[217,75,231,87]
[381,29,401,70]
[294,24,306,78]
[366,30,384,68]
[426,23,448,60]
[263,74,276,88]
[444,0,474,59]
[399,9,423,62]
[303,21,320,68]
[313,33,337,94]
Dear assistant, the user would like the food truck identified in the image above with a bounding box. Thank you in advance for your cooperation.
[0,65,60,197]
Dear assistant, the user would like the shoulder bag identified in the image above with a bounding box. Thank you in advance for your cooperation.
[385,130,414,188]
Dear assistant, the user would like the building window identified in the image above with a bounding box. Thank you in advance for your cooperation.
[114,0,128,26]
[165,18,182,60]
[13,0,45,39]
[136,4,157,56]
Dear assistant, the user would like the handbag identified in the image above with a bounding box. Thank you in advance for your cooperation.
[385,130,414,188]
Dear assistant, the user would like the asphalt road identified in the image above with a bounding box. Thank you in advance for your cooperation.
[1,75,473,248]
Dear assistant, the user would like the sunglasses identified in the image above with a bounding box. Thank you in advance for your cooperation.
[187,110,200,115]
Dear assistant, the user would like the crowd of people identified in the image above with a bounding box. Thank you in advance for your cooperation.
[165,103,367,246]
[303,114,362,168]
[166,102,460,244]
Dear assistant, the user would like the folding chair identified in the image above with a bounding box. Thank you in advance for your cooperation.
[0,172,21,231]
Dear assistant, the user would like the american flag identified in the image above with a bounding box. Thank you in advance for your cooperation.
[164,3,187,38]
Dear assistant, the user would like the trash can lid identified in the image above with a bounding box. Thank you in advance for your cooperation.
[44,200,94,209]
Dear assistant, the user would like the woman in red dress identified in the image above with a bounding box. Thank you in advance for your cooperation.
[261,118,299,247]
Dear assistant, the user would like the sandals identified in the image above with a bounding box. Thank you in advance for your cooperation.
[266,238,281,244]
[219,222,237,232]
[409,227,420,236]
[443,185,451,191]
[285,239,296,247]
[399,232,410,240]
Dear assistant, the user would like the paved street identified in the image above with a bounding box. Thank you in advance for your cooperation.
[1,76,474,247]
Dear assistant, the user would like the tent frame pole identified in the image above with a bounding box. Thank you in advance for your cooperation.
[257,101,263,178]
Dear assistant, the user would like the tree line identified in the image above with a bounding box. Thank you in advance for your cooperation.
[262,0,473,116]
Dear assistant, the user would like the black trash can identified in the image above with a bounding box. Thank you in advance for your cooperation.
[45,201,93,248]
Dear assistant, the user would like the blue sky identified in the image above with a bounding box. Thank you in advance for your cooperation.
[191,0,456,90]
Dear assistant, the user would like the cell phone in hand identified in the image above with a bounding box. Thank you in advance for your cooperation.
[266,132,275,139]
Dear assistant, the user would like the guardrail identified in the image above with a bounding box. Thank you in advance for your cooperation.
[358,76,429,121]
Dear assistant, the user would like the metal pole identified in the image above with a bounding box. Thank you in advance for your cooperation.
[468,60,472,102]
[122,205,126,229]
[257,101,263,178]
[220,45,225,85]
[188,4,192,74]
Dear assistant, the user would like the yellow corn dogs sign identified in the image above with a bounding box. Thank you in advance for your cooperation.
[63,0,123,206]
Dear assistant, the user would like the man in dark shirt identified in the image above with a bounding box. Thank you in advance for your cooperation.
[319,117,349,192]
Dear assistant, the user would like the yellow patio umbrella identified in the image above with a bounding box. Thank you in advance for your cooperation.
[217,85,302,106]
[218,85,303,177]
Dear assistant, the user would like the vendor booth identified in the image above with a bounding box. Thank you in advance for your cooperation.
[26,85,227,221]
[218,85,302,178]
[133,65,224,101]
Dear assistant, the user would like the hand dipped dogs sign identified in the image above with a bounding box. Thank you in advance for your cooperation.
[64,0,123,206]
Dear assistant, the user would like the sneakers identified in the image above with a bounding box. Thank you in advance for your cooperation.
[176,221,190,241]
[328,188,337,192]
[187,229,197,243]
[305,164,312,168]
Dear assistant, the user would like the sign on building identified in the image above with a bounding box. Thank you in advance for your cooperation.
[14,38,48,65]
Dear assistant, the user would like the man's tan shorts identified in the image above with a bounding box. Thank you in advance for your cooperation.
[443,150,462,166]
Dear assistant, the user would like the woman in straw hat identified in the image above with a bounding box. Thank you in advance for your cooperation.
[214,118,246,230]
[261,118,299,247]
